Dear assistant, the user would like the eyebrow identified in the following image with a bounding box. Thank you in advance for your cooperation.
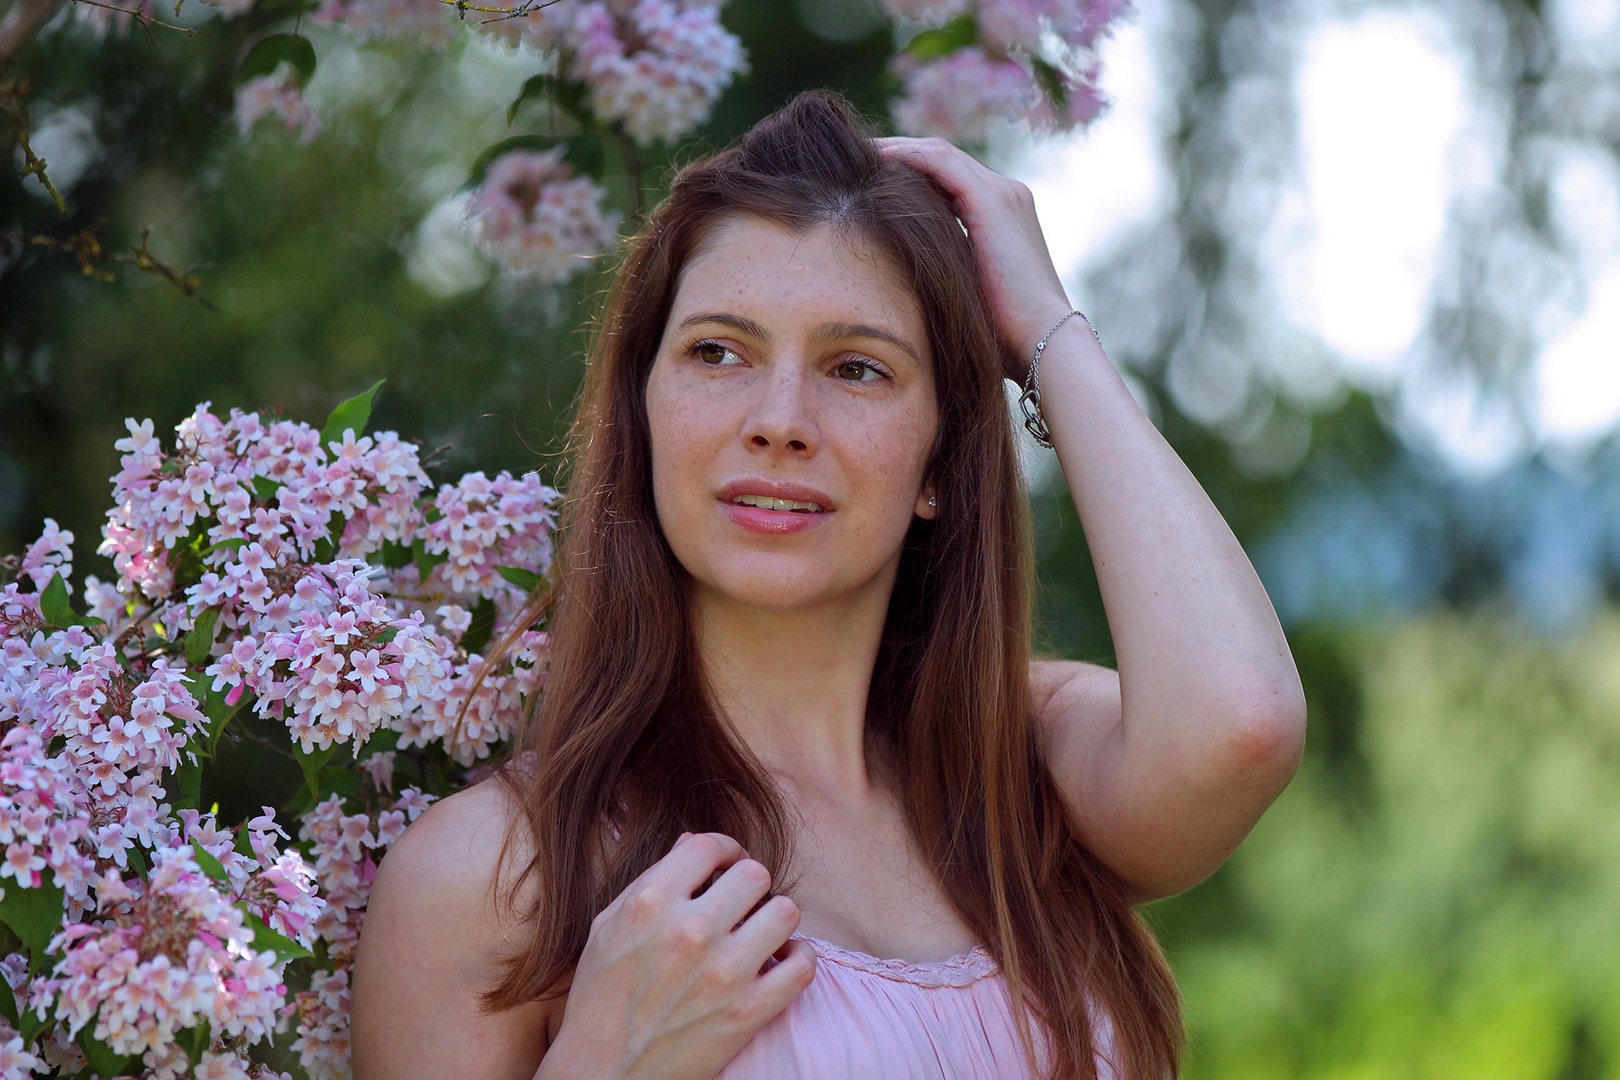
[675,312,922,364]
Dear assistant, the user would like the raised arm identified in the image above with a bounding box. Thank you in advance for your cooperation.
[879,137,1307,902]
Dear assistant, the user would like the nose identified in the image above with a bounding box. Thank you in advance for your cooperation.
[740,362,818,456]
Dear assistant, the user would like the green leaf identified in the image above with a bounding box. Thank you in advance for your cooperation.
[190,840,229,883]
[1030,55,1067,110]
[38,572,72,626]
[377,540,413,570]
[295,743,338,801]
[0,878,64,971]
[495,565,542,593]
[505,72,592,127]
[126,844,147,879]
[362,728,401,756]
[902,13,978,61]
[459,596,498,657]
[184,607,221,667]
[320,378,386,450]
[205,687,239,744]
[317,766,363,801]
[251,476,284,503]
[172,759,203,811]
[234,825,256,859]
[77,1031,139,1079]
[242,910,312,962]
[200,537,250,557]
[16,998,45,1043]
[238,32,318,87]
[0,968,18,1028]
[412,538,448,585]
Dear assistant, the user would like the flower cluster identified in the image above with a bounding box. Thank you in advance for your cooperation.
[234,73,322,145]
[208,561,447,754]
[567,0,748,145]
[0,392,557,1076]
[466,148,620,280]
[882,0,1125,142]
[44,848,288,1070]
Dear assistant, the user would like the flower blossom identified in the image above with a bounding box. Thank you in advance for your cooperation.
[214,562,446,753]
[46,847,287,1060]
[235,73,322,145]
[570,0,748,145]
[467,148,619,280]
[882,0,1125,142]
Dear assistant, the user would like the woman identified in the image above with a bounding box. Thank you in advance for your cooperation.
[351,92,1306,1080]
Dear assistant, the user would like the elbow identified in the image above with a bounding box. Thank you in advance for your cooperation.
[1212,677,1308,793]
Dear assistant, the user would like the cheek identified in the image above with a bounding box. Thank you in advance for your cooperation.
[646,376,725,519]
[836,408,936,527]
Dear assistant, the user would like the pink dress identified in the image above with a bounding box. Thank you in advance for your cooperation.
[715,934,1120,1080]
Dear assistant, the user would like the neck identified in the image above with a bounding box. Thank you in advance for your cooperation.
[693,576,894,797]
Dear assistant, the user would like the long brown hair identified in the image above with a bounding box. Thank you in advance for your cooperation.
[484,91,1182,1079]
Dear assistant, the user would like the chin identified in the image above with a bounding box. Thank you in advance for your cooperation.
[701,560,837,613]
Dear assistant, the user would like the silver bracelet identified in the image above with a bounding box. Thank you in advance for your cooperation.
[1019,310,1099,449]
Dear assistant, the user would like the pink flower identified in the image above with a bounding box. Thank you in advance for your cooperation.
[234,73,321,145]
[466,149,619,281]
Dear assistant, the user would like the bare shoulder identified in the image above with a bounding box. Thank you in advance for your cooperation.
[352,778,550,1080]
[379,778,527,909]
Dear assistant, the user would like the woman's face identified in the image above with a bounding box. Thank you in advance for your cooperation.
[645,215,939,615]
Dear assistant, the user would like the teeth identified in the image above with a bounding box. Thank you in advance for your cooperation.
[733,494,823,512]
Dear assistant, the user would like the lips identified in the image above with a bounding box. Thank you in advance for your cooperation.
[716,478,835,510]
[716,478,835,535]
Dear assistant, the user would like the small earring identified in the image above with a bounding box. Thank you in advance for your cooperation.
[927,496,936,508]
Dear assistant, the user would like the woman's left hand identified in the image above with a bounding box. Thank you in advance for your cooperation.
[874,136,1073,378]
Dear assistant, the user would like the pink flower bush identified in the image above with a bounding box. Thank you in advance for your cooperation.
[882,0,1126,142]
[0,389,557,1077]
[466,149,619,280]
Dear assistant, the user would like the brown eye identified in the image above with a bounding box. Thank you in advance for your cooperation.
[836,360,875,381]
[695,342,741,366]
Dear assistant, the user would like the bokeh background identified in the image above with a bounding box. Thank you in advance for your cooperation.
[4,0,1619,1075]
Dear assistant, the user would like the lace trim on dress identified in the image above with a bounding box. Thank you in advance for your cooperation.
[795,933,1000,989]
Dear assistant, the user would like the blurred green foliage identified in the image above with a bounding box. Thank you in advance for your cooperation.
[3,0,1618,1074]
[1155,614,1620,1080]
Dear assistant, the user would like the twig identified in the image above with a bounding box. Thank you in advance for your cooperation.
[68,0,195,37]
[0,222,217,309]
[115,227,218,311]
[418,443,454,469]
[0,80,65,214]
[435,0,563,24]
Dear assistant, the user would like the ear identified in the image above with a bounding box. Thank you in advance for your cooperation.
[915,483,939,520]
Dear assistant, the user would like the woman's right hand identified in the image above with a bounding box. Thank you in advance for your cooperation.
[537,832,817,1080]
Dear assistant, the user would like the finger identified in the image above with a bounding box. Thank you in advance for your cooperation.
[872,137,1004,202]
[650,831,748,897]
[724,893,802,971]
[746,936,817,1018]
[691,857,773,929]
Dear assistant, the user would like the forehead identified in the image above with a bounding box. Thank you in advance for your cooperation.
[669,216,927,347]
